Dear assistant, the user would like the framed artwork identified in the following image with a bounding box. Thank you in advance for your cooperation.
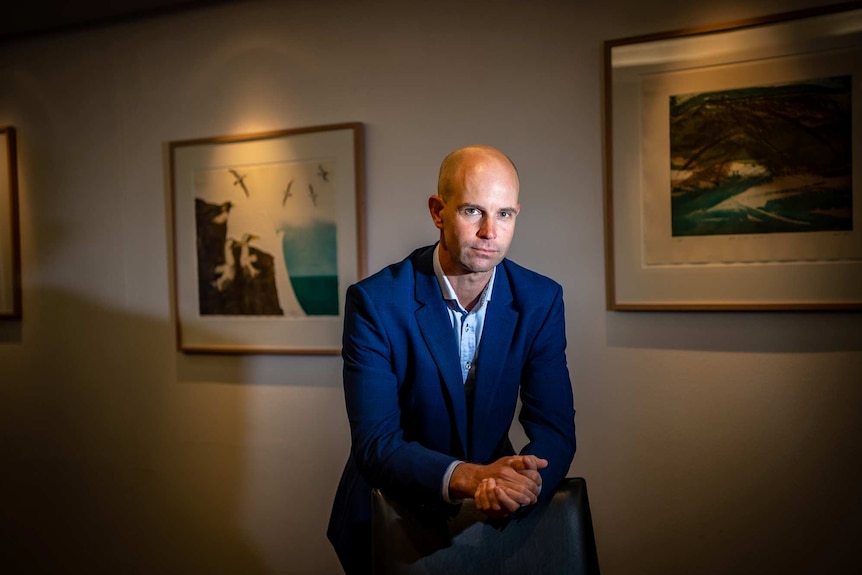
[0,126,21,320]
[169,122,365,354]
[603,2,862,310]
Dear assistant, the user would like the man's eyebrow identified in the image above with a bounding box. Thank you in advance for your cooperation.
[456,203,519,212]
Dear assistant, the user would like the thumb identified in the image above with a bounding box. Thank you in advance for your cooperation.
[528,455,549,470]
[521,455,550,470]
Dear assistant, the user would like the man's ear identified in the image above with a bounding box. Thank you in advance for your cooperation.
[428,195,445,230]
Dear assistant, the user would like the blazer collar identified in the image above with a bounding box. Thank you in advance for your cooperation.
[413,246,520,460]
[471,263,518,455]
[413,245,469,456]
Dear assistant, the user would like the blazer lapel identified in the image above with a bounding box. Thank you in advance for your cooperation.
[471,265,518,456]
[413,249,469,456]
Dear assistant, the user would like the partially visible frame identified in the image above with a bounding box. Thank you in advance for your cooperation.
[169,123,365,354]
[603,2,862,310]
[0,126,22,320]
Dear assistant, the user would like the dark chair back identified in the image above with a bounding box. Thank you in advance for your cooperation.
[372,477,600,574]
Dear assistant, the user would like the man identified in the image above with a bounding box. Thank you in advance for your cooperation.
[327,145,576,574]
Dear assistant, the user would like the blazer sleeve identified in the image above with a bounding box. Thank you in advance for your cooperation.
[341,281,457,503]
[517,283,577,498]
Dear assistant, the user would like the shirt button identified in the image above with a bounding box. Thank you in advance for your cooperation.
[465,362,471,370]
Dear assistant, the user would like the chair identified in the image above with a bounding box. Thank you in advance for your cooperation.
[371,477,600,574]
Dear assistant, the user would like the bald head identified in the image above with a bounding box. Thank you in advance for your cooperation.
[428,145,521,280]
[437,145,519,201]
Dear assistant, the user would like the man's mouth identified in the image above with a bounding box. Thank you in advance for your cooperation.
[472,246,497,256]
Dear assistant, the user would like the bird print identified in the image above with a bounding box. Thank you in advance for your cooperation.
[229,169,250,197]
[213,201,233,224]
[211,232,261,291]
[212,239,237,291]
[308,184,318,207]
[317,164,329,182]
[236,232,260,279]
[282,180,294,206]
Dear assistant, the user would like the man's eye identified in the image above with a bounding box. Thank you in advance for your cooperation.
[463,208,480,216]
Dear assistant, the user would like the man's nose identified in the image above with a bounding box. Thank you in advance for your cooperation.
[478,216,497,239]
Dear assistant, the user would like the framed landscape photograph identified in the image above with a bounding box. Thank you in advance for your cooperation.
[0,126,21,320]
[603,3,862,310]
[169,123,365,353]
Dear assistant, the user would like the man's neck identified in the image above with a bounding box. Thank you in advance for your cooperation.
[433,243,497,312]
[446,271,492,312]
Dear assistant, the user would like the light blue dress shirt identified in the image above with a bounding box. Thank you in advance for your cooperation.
[432,244,496,501]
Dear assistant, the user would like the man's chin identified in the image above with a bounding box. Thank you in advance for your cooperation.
[461,257,502,274]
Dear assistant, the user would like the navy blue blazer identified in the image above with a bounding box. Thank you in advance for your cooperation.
[328,244,576,572]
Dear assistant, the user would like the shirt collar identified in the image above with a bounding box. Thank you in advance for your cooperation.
[432,243,495,309]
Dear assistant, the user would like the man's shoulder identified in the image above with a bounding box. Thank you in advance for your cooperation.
[499,258,562,293]
[352,244,434,292]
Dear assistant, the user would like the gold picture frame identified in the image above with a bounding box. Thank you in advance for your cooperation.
[169,122,365,353]
[603,3,862,310]
[0,126,21,320]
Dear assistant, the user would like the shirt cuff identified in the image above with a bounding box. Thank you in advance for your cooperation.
[441,460,464,503]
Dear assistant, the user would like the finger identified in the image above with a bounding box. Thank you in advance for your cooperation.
[474,479,489,507]
[521,455,549,470]
[519,468,542,485]
[480,485,516,518]
[475,479,500,512]
[498,482,537,506]
[495,486,527,513]
[496,468,541,496]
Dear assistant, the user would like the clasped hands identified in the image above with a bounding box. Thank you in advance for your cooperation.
[448,455,548,518]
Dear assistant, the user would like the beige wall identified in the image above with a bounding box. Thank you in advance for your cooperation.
[1,1,860,573]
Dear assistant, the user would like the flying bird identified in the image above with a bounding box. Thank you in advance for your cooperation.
[308,184,318,206]
[282,180,294,206]
[317,164,329,181]
[228,169,250,197]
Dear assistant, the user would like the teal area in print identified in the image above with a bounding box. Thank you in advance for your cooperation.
[288,276,339,315]
[670,75,852,237]
[282,220,339,315]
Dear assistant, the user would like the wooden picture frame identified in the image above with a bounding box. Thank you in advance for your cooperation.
[603,2,862,310]
[0,126,21,320]
[169,122,365,353]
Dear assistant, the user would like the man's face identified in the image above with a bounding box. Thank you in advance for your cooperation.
[430,157,520,276]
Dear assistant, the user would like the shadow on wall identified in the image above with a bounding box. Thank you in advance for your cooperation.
[0,319,22,343]
[0,287,274,574]
[599,308,862,575]
[606,310,862,353]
